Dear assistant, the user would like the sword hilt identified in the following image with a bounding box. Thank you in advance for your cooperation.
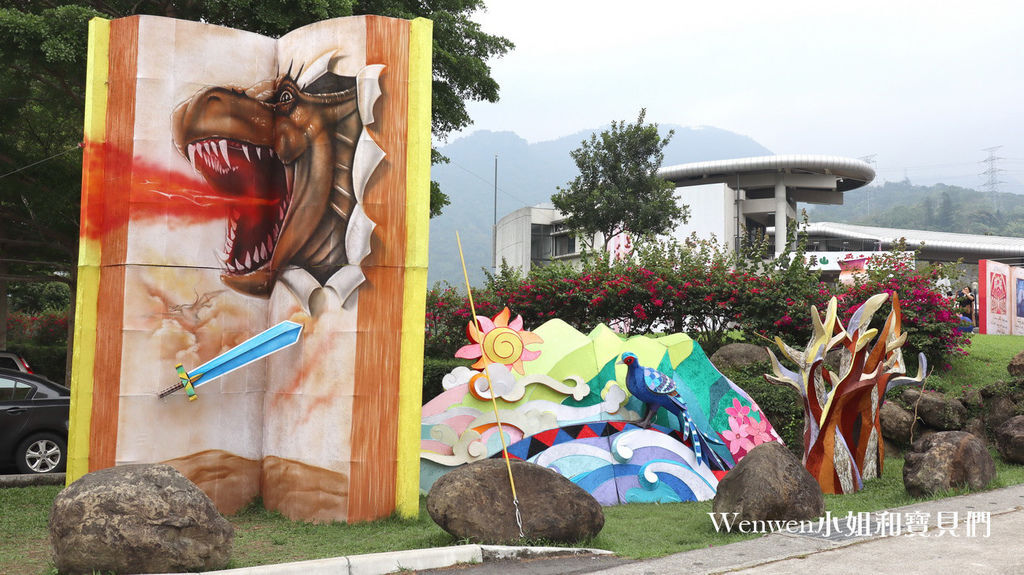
[159,364,199,400]
[158,381,184,398]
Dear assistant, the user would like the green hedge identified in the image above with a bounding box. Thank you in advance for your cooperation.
[7,343,67,384]
[422,357,472,404]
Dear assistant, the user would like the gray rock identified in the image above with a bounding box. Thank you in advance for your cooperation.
[880,402,918,445]
[983,395,1018,433]
[49,464,233,575]
[712,442,823,525]
[709,343,769,370]
[427,459,604,545]
[903,431,995,497]
[963,417,987,443]
[960,387,983,409]
[994,415,1024,464]
[1008,349,1024,378]
[823,348,843,373]
[900,388,966,431]
[883,437,903,458]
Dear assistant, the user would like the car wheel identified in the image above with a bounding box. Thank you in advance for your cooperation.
[15,433,67,474]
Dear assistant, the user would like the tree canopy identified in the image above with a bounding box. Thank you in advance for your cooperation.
[0,0,511,283]
[551,109,687,251]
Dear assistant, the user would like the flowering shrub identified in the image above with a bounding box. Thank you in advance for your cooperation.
[423,235,969,369]
[6,310,68,346]
[834,250,969,365]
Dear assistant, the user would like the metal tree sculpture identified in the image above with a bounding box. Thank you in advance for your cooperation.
[765,293,925,494]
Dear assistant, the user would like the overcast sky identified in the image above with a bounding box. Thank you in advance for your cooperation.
[453,0,1024,192]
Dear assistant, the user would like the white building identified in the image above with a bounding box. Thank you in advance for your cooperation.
[495,154,876,268]
[494,154,1024,275]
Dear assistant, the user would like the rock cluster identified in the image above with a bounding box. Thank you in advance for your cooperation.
[879,378,1024,458]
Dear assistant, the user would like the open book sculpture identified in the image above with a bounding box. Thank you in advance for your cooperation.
[69,14,432,523]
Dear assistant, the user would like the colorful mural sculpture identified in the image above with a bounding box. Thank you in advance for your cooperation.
[765,294,926,494]
[421,314,783,506]
[69,15,432,523]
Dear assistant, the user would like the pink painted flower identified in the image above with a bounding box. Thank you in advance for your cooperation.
[721,417,755,455]
[725,398,750,419]
[745,416,774,446]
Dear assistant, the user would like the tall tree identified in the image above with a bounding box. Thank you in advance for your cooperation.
[551,109,687,251]
[0,0,512,277]
[0,1,509,376]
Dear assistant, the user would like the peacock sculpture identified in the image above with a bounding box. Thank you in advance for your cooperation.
[619,352,730,470]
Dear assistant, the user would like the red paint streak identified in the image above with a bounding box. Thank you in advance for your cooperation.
[80,139,277,241]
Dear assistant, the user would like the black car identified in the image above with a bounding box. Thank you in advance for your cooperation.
[0,368,70,474]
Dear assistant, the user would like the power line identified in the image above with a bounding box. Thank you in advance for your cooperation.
[446,159,532,208]
[0,145,81,181]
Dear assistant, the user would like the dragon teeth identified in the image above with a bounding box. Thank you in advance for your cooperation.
[219,140,231,168]
[242,145,251,163]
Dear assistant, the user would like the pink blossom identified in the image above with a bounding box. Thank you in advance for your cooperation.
[725,398,750,419]
[722,418,755,455]
[746,416,774,445]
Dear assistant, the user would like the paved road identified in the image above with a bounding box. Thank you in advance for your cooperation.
[419,483,1024,575]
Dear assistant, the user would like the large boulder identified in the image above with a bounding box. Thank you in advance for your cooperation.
[994,415,1024,464]
[880,402,919,445]
[1008,349,1024,378]
[901,388,966,431]
[903,431,995,497]
[712,442,823,524]
[49,464,233,575]
[709,343,769,370]
[427,459,604,545]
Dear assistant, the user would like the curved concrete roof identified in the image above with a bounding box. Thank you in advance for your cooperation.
[658,154,875,192]
[805,221,1024,260]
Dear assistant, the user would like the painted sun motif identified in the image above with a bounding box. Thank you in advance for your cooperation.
[455,307,542,375]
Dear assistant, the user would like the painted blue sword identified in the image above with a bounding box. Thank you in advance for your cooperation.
[158,320,303,401]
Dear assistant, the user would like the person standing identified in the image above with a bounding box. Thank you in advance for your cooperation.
[958,286,976,325]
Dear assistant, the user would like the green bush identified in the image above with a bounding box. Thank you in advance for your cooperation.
[422,357,472,403]
[8,343,67,384]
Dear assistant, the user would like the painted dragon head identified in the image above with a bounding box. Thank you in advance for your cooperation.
[171,57,382,301]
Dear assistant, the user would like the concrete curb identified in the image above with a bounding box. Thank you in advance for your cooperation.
[0,473,65,488]
[155,545,614,575]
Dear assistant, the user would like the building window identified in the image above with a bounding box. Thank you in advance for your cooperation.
[531,224,552,264]
[553,234,576,257]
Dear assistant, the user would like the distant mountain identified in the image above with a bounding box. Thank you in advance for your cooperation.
[428,125,772,287]
[807,180,1024,237]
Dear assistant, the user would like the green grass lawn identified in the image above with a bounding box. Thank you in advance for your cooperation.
[5,453,1023,573]
[3,334,1022,573]
[924,333,1024,395]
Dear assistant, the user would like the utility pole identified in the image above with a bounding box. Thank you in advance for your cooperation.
[492,154,498,270]
[980,146,1004,212]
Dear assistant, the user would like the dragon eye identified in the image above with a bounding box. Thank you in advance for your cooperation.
[278,91,293,103]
